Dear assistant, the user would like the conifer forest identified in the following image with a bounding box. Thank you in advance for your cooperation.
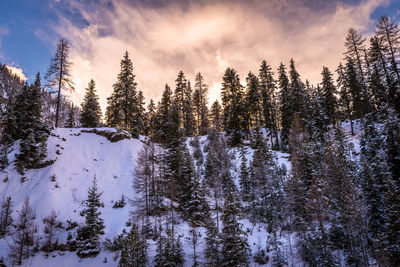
[0,1,400,266]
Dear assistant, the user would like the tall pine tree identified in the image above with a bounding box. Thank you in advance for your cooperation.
[80,79,102,127]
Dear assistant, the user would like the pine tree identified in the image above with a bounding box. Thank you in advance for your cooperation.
[220,191,250,267]
[243,72,261,134]
[181,167,209,227]
[65,103,76,128]
[76,176,105,258]
[146,99,157,138]
[174,71,195,137]
[384,107,400,186]
[119,224,148,267]
[221,68,244,146]
[156,85,173,144]
[278,63,291,150]
[136,90,146,136]
[204,218,220,266]
[336,63,355,135]
[80,79,102,127]
[326,125,369,266]
[345,57,369,119]
[205,129,231,231]
[239,146,252,202]
[154,229,184,267]
[383,176,400,265]
[45,38,74,127]
[376,16,400,112]
[285,114,321,227]
[360,115,391,262]
[15,74,50,173]
[0,95,17,145]
[305,85,329,144]
[344,29,372,118]
[249,132,283,233]
[0,196,13,237]
[259,60,278,146]
[210,100,222,132]
[193,72,209,136]
[106,52,141,137]
[368,36,391,107]
[288,59,307,118]
[320,67,338,124]
[183,80,195,137]
[345,28,367,84]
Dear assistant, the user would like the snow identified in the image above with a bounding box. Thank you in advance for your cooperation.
[0,121,364,266]
[0,128,144,265]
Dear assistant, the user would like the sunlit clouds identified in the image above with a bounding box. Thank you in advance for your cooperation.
[52,0,389,110]
[6,65,27,81]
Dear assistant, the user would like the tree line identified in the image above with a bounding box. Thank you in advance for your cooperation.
[0,15,399,266]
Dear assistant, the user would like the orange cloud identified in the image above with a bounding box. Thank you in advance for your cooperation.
[53,0,389,111]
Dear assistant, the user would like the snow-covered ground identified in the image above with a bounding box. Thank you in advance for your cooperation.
[0,121,363,266]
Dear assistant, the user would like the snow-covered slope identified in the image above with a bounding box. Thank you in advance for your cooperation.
[0,121,362,266]
[0,128,145,266]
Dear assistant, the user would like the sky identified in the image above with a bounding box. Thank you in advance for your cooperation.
[0,0,399,110]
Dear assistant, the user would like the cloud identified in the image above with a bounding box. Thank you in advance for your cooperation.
[52,0,389,111]
[6,65,27,81]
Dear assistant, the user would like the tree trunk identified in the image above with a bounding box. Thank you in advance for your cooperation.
[55,52,64,128]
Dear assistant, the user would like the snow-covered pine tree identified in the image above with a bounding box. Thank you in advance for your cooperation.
[325,125,369,266]
[119,224,148,267]
[204,218,220,266]
[65,103,76,128]
[360,114,392,264]
[191,136,204,167]
[80,79,102,128]
[15,73,50,173]
[154,229,184,267]
[239,145,252,202]
[76,176,105,258]
[180,166,209,227]
[249,131,283,233]
[105,52,141,137]
[220,190,250,267]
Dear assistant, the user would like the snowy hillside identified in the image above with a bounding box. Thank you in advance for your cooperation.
[0,128,144,266]
[0,121,363,267]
